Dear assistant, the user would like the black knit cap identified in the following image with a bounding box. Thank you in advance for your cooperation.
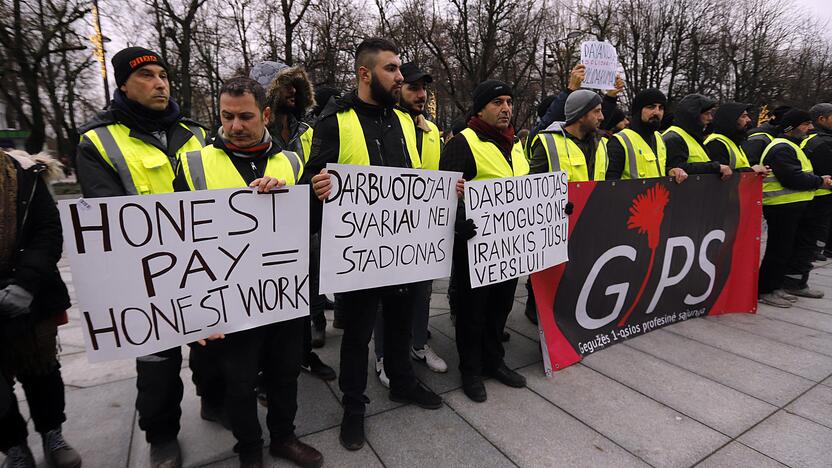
[779,109,812,133]
[112,47,168,87]
[471,80,513,115]
[631,89,667,116]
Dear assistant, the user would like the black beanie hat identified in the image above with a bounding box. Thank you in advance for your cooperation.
[631,89,667,117]
[471,80,513,115]
[779,109,812,133]
[112,47,168,88]
[771,105,792,125]
[602,107,627,131]
[537,95,556,118]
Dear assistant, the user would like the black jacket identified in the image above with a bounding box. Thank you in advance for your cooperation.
[528,91,618,157]
[741,122,778,166]
[704,102,754,172]
[802,128,832,179]
[765,136,823,191]
[76,108,206,198]
[303,90,415,231]
[2,153,70,320]
[606,97,663,180]
[662,95,721,175]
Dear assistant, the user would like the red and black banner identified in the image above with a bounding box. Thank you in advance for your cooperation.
[530,173,762,373]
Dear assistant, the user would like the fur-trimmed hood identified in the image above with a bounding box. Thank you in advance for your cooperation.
[266,66,315,118]
[5,150,64,182]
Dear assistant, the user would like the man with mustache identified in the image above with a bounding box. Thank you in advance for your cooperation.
[249,61,336,383]
[605,88,688,182]
[75,46,208,468]
[528,89,607,182]
[173,76,322,468]
[306,37,442,451]
[440,80,530,402]
[373,62,448,388]
[758,109,832,307]
[663,94,733,180]
[704,102,770,174]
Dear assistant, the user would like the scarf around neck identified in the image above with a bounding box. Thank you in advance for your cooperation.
[468,116,516,156]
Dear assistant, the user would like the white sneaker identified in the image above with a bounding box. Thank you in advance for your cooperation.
[774,289,798,303]
[759,293,792,308]
[375,358,390,388]
[411,345,448,373]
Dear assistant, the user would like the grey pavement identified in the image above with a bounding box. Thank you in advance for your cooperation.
[4,259,832,468]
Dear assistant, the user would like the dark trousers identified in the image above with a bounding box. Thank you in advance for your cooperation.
[374,280,433,360]
[450,236,518,376]
[0,365,66,451]
[759,202,810,294]
[136,347,183,444]
[784,197,830,288]
[303,233,328,359]
[338,286,418,416]
[214,319,303,463]
[189,343,225,407]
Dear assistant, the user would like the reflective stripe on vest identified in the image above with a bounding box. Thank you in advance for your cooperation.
[759,138,815,205]
[420,119,442,170]
[664,126,709,163]
[83,122,205,195]
[91,126,140,195]
[800,134,831,197]
[185,124,206,147]
[182,145,303,191]
[748,132,773,144]
[703,133,751,169]
[614,129,666,179]
[298,124,313,163]
[335,108,421,168]
[532,130,606,182]
[460,128,529,181]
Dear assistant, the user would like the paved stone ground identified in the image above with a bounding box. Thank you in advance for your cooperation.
[4,256,832,468]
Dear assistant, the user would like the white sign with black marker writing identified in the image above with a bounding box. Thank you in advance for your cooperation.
[58,187,309,362]
[465,172,569,288]
[581,41,618,90]
[319,164,461,293]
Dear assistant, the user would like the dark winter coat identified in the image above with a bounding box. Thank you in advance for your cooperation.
[764,136,823,191]
[303,90,415,232]
[76,103,207,198]
[663,94,722,175]
[802,128,832,179]
[741,122,779,166]
[265,65,316,154]
[704,102,754,172]
[2,152,70,321]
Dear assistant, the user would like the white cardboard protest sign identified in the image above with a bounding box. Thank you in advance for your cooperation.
[59,187,309,362]
[319,164,461,293]
[465,172,569,288]
[581,41,618,90]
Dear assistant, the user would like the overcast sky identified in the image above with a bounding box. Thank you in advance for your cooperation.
[796,0,832,23]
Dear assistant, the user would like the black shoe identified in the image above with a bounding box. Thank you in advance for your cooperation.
[462,375,487,402]
[2,444,35,468]
[311,324,326,348]
[150,439,182,468]
[332,318,345,330]
[323,296,335,310]
[815,252,828,261]
[524,299,538,325]
[339,413,365,451]
[389,382,442,409]
[501,331,510,342]
[487,364,526,388]
[302,353,336,381]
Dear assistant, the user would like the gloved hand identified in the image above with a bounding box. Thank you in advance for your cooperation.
[565,202,574,215]
[0,284,34,319]
[456,218,478,240]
